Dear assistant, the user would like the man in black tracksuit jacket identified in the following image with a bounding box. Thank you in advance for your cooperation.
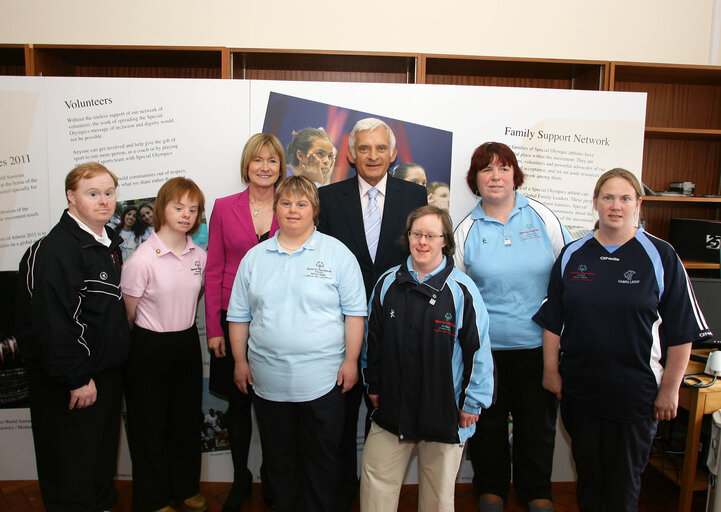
[16,163,129,512]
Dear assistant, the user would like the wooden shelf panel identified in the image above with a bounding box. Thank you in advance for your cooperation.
[231,50,417,83]
[643,196,721,203]
[611,62,721,130]
[612,62,721,86]
[641,200,719,242]
[31,46,224,78]
[683,260,721,270]
[0,45,26,76]
[646,127,721,140]
[422,55,606,90]
[640,138,721,195]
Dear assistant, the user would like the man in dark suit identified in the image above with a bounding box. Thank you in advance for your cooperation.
[318,117,427,508]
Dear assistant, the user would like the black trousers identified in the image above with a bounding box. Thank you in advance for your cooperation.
[469,347,557,503]
[254,385,345,512]
[28,365,123,512]
[124,325,203,512]
[213,310,254,491]
[561,398,657,512]
[339,378,363,500]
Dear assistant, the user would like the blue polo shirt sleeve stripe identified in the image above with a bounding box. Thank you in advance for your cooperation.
[448,272,494,413]
[447,271,494,443]
[560,234,591,275]
[635,228,665,300]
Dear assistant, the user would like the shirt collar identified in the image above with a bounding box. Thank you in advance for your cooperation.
[358,173,388,198]
[471,190,527,221]
[406,255,447,283]
[67,211,112,247]
[267,227,320,254]
[147,231,197,256]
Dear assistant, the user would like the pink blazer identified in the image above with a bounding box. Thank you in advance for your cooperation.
[204,188,279,338]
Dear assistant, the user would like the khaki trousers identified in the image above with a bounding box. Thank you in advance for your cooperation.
[360,422,465,512]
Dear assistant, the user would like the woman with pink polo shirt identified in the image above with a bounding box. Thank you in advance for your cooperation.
[121,177,208,512]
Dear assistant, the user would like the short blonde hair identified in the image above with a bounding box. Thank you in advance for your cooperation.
[240,133,286,185]
[273,176,320,225]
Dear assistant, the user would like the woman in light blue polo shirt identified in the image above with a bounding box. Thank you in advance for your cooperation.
[226,175,366,512]
[454,142,571,512]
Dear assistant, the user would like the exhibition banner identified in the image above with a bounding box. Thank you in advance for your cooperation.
[0,76,646,483]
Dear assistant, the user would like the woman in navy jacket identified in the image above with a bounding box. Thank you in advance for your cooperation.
[360,205,494,512]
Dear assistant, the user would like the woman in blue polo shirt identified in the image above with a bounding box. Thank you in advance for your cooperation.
[533,168,711,511]
[226,175,366,512]
[454,142,570,512]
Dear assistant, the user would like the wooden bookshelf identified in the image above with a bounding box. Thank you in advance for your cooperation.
[0,45,27,76]
[29,45,225,79]
[611,62,721,253]
[419,54,608,90]
[230,49,418,83]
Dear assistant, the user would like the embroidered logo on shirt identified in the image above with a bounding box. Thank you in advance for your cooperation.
[570,264,594,282]
[434,314,456,337]
[618,269,640,284]
[304,261,332,279]
[191,261,202,276]
[520,224,541,241]
[390,309,395,318]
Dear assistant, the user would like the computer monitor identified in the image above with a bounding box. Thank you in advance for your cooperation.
[691,277,721,348]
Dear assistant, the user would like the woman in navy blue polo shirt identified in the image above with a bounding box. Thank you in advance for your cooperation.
[533,168,712,512]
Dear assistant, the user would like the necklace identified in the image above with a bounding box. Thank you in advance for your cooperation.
[481,199,514,245]
[249,196,272,217]
[493,222,512,246]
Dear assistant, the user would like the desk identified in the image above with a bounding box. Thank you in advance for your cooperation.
[674,350,721,512]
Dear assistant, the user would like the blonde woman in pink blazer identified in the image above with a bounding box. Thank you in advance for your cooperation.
[205,133,285,512]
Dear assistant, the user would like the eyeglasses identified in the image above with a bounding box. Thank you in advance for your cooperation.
[408,231,445,242]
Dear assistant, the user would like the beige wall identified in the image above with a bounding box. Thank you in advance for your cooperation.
[1,0,719,65]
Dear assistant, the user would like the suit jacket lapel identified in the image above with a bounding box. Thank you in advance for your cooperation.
[341,178,372,265]
[233,189,257,242]
[376,177,402,264]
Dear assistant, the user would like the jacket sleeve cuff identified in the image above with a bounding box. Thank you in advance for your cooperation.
[68,375,91,391]
[462,403,481,415]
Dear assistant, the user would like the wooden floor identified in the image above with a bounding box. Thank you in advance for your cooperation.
[0,465,710,511]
